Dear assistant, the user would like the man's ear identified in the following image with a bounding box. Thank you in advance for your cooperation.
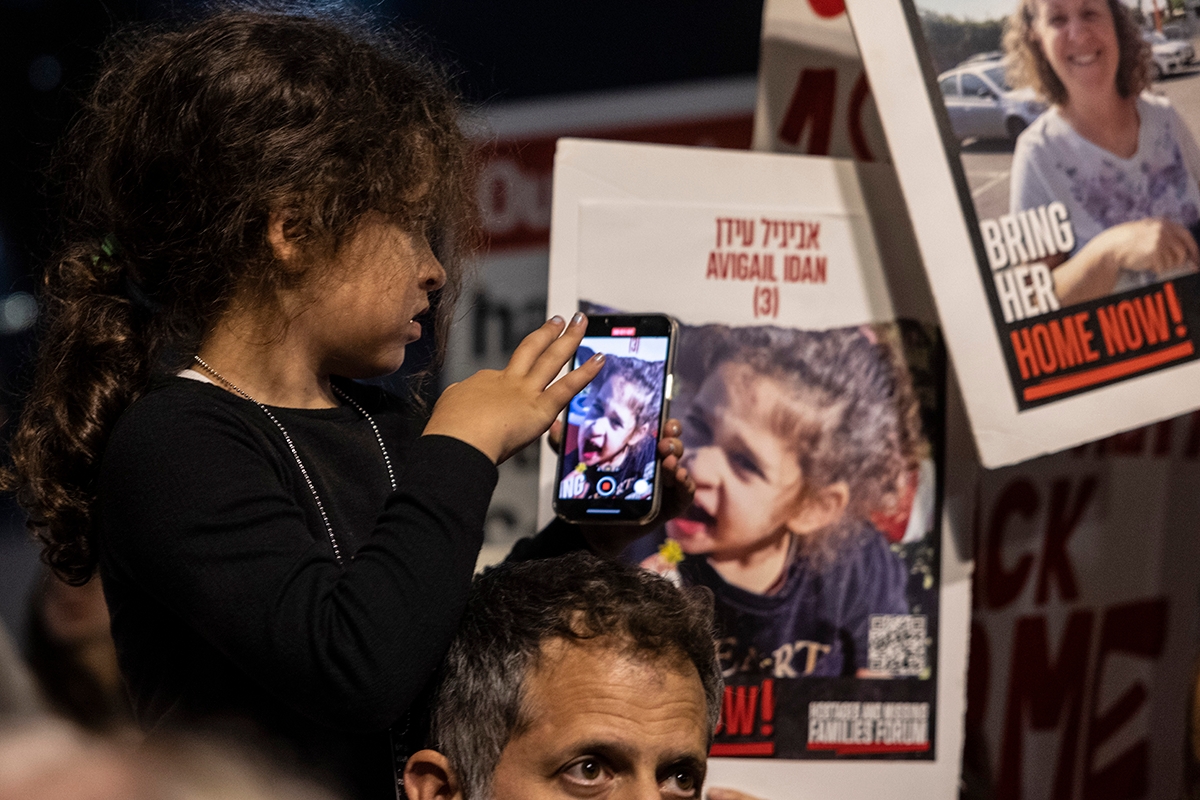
[785,481,850,536]
[403,749,464,800]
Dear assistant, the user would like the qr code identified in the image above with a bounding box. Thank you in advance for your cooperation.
[868,614,927,676]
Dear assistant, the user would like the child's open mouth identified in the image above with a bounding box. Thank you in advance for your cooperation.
[670,504,715,539]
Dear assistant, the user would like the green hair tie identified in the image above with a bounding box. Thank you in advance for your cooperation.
[91,234,121,273]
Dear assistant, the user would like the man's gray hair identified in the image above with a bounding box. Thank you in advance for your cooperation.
[426,552,721,800]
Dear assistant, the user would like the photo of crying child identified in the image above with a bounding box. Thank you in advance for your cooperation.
[639,322,938,682]
[558,348,666,501]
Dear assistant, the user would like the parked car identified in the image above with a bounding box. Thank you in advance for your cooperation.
[1144,30,1195,79]
[937,60,1047,142]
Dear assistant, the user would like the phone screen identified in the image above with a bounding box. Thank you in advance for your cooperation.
[555,315,675,523]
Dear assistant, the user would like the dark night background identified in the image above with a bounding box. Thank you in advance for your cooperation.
[0,0,764,637]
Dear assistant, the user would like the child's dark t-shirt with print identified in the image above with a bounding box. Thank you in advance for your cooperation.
[679,522,909,679]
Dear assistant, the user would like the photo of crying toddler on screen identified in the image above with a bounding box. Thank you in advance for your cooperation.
[558,343,667,502]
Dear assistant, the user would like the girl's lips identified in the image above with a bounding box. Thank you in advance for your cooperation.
[669,517,709,538]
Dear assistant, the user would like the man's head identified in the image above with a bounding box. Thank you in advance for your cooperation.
[403,553,721,800]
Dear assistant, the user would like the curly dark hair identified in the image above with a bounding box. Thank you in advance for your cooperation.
[427,553,721,800]
[1004,0,1150,106]
[5,7,480,585]
[700,324,921,565]
[586,352,665,431]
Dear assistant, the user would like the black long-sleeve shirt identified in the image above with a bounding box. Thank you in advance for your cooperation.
[96,376,579,798]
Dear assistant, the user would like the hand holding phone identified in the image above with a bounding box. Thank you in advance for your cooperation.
[554,314,677,525]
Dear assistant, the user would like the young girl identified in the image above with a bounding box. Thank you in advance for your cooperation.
[3,10,687,799]
[644,324,919,680]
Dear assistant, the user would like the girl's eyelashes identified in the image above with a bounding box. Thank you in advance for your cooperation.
[727,447,764,480]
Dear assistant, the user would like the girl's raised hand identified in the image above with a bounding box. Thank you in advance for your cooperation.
[423,313,602,464]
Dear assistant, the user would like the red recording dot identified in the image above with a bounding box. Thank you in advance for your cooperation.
[808,0,845,17]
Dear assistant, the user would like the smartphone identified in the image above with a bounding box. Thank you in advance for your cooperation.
[554,313,678,525]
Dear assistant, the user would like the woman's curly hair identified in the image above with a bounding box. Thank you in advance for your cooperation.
[1004,0,1150,106]
[5,7,481,584]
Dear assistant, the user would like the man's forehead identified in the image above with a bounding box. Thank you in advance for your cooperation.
[522,635,706,721]
[489,635,710,800]
[513,635,709,754]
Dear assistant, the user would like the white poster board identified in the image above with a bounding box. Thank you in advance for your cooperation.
[541,138,970,799]
[846,0,1200,467]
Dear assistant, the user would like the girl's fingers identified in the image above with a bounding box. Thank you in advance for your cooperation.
[541,352,604,410]
[527,312,589,386]
[547,418,565,454]
[676,466,693,493]
[506,315,570,375]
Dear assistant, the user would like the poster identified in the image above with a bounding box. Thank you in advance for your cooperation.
[965,412,1200,800]
[845,0,1200,467]
[541,139,972,798]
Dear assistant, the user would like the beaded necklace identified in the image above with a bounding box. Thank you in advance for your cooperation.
[192,355,412,799]
[192,355,397,565]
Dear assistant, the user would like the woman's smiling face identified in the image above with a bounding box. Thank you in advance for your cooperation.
[1031,0,1121,104]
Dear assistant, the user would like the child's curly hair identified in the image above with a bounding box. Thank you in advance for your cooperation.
[702,324,922,564]
[6,7,480,585]
[588,353,665,433]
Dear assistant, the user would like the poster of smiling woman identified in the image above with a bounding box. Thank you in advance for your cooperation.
[846,0,1200,467]
[540,138,973,799]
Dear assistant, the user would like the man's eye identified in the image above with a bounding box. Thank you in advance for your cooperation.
[661,769,699,798]
[561,757,611,786]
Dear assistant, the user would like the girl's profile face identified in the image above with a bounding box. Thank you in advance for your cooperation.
[298,214,446,379]
[667,363,807,560]
[1030,0,1120,104]
[576,378,647,467]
